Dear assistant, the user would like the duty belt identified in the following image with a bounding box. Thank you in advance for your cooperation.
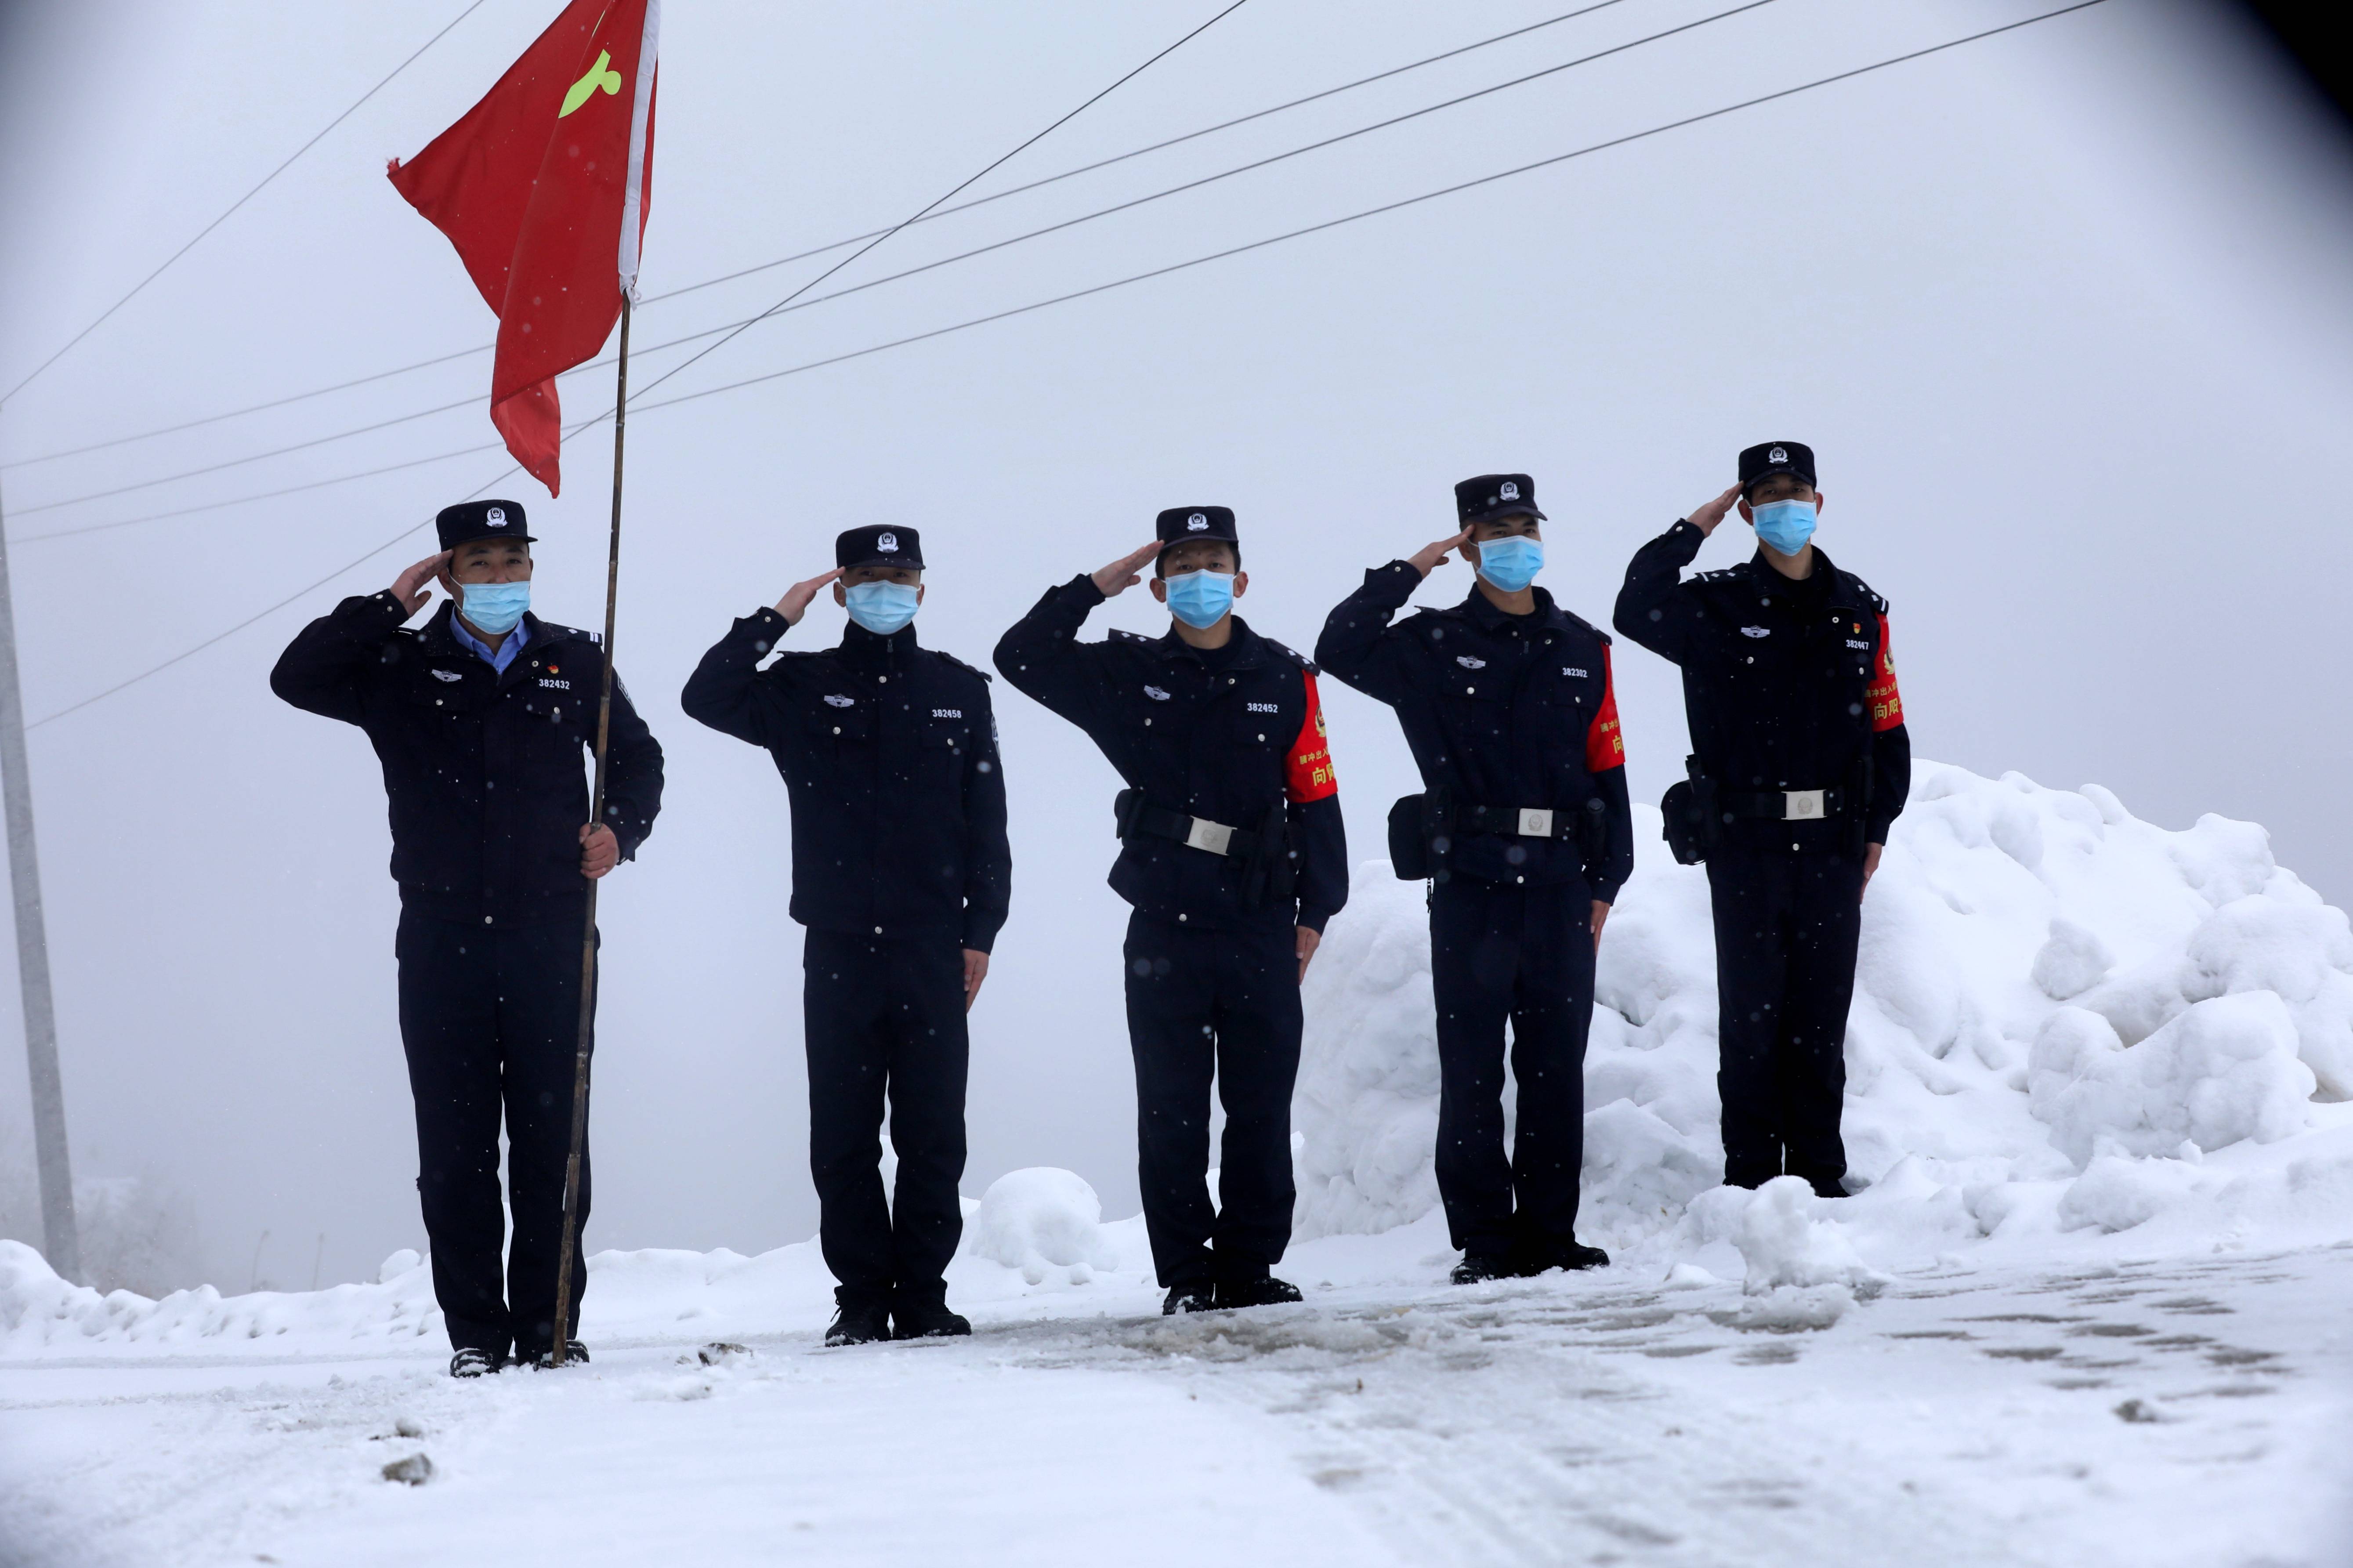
[1455,804,1590,841]
[1123,799,1268,859]
[1719,787,1847,822]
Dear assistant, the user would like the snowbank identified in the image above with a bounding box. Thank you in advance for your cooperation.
[15,760,2353,1354]
[965,1167,1123,1284]
[1296,760,2353,1265]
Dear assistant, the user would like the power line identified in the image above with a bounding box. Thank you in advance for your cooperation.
[618,0,1259,413]
[14,0,1770,525]
[27,0,1253,724]
[1,0,1628,473]
[24,0,2110,729]
[0,0,492,409]
[613,2,2115,423]
[629,0,1644,311]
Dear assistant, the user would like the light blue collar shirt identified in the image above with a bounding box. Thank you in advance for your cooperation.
[452,614,526,676]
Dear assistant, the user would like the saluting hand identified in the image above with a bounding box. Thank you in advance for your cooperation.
[1406,528,1472,579]
[579,823,620,879]
[775,569,844,626]
[963,949,990,1013]
[1091,541,1162,598]
[391,551,452,615]
[1686,484,1744,537]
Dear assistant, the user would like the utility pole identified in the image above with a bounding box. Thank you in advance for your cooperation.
[0,462,80,1285]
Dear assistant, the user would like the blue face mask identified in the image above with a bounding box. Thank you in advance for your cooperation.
[1473,534,1544,594]
[843,579,920,635]
[1751,497,1818,556]
[1162,569,1235,630]
[458,580,530,638]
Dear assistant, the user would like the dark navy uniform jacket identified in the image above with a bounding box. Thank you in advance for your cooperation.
[681,610,1011,953]
[1613,520,1910,852]
[994,576,1347,934]
[271,593,664,927]
[1317,565,1634,901]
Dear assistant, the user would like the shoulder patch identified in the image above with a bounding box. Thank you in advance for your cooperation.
[1108,627,1157,645]
[1259,637,1319,676]
[931,649,994,684]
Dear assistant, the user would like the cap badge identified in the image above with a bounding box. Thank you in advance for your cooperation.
[878,531,899,552]
[824,694,854,708]
[1186,513,1208,531]
[486,505,507,526]
[1499,481,1520,501]
[1767,446,1787,464]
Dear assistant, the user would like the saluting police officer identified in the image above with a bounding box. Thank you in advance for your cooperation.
[681,525,1010,1347]
[1318,474,1630,1284]
[1613,442,1908,1196]
[271,500,663,1377]
[995,507,1345,1315]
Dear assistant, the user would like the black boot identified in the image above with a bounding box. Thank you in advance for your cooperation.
[825,1292,893,1347]
[1215,1277,1303,1309]
[1449,1250,1524,1285]
[892,1286,971,1341]
[518,1341,590,1369]
[449,1347,505,1378]
[1522,1240,1611,1274]
[1162,1283,1216,1315]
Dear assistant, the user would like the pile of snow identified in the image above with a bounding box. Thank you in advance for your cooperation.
[0,1181,1159,1356]
[1296,761,2353,1266]
[17,760,2353,1353]
[963,1167,1122,1285]
[0,1239,443,1353]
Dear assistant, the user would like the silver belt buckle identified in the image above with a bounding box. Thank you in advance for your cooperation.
[1783,789,1826,821]
[1517,807,1554,837]
[1185,817,1234,856]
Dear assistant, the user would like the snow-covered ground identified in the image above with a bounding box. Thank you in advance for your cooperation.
[5,763,2351,1565]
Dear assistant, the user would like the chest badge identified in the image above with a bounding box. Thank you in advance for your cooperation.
[824,694,854,708]
[431,668,464,683]
[1455,655,1487,669]
[1144,685,1171,701]
[1563,667,1588,678]
[1740,626,1770,639]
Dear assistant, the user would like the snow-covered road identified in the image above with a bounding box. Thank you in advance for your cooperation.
[5,1231,2344,1568]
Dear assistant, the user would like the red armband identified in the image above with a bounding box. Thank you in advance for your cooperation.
[1586,645,1625,772]
[1285,673,1339,803]
[1867,612,1904,732]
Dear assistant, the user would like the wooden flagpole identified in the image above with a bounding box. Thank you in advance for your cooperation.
[547,293,630,1365]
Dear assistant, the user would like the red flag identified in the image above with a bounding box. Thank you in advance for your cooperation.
[389,0,659,496]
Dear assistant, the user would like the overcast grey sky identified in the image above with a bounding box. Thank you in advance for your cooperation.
[1,0,2348,1291]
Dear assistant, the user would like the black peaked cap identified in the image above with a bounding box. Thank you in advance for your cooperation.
[1738,441,1816,493]
[436,499,535,550]
[1155,506,1238,546]
[836,524,923,570]
[1454,474,1545,525]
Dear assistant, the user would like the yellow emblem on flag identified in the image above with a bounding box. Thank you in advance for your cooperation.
[560,50,623,118]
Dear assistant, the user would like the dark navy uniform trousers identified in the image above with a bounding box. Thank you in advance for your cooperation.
[395,910,593,1361]
[1705,849,1864,1194]
[802,929,970,1308]
[1430,874,1596,1258]
[1122,914,1300,1292]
